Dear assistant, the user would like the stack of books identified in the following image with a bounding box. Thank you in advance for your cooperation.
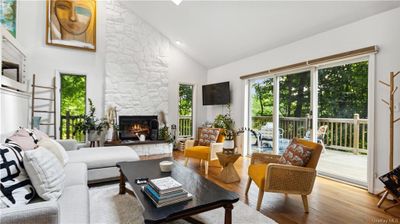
[142,177,192,208]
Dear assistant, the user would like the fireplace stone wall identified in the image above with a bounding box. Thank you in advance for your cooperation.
[104,1,169,116]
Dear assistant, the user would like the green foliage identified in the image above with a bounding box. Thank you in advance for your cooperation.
[159,126,174,143]
[60,74,86,141]
[179,84,193,116]
[318,61,368,118]
[60,74,86,116]
[74,99,109,135]
[250,61,368,121]
[213,105,236,140]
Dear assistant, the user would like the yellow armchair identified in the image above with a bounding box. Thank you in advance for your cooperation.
[245,138,322,212]
[184,128,224,175]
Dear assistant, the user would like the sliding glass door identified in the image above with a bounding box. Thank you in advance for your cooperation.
[246,59,369,186]
[317,60,369,186]
[248,77,274,154]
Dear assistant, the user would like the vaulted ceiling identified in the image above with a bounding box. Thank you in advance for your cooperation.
[122,1,400,69]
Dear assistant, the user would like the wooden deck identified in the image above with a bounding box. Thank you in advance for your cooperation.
[155,151,400,224]
[318,149,368,186]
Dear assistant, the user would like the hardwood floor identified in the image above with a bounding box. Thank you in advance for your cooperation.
[144,151,400,224]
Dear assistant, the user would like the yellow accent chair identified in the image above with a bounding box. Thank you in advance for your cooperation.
[245,138,323,212]
[184,128,224,175]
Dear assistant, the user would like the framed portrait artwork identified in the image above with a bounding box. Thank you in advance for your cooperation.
[46,0,96,51]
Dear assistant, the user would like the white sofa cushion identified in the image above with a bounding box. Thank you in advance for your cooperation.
[64,163,87,187]
[67,146,139,169]
[58,185,89,224]
[23,147,65,201]
[38,139,69,166]
[0,143,35,207]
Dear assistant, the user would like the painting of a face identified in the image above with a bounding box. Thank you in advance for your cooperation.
[47,0,96,51]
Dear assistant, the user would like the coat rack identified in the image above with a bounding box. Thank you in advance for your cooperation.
[377,71,400,211]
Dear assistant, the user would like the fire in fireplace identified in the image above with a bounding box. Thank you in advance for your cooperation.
[119,116,159,141]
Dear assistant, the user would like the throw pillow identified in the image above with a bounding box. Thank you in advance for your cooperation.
[32,128,50,141]
[278,139,313,167]
[23,147,65,201]
[38,138,69,166]
[5,128,39,150]
[198,128,220,146]
[0,143,35,207]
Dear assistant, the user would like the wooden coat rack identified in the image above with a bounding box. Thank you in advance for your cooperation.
[377,71,400,211]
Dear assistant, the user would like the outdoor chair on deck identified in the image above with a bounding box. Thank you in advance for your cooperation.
[304,125,328,152]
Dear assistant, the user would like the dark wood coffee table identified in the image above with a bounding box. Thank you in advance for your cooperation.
[117,158,239,224]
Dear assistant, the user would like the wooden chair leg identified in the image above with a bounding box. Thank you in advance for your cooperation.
[205,161,209,175]
[184,158,189,166]
[245,178,252,195]
[377,190,389,208]
[256,188,264,211]
[200,159,203,167]
[302,195,309,213]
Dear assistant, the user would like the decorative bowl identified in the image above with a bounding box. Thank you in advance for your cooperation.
[159,161,173,172]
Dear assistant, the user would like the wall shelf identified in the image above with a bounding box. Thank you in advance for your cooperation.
[1,26,27,92]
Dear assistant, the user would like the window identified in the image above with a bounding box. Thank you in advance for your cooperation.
[178,84,194,137]
[246,59,370,186]
[60,74,86,142]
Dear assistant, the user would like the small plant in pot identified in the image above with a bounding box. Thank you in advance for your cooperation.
[213,105,236,153]
[74,99,109,142]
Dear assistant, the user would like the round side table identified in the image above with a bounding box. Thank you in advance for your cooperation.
[216,152,241,184]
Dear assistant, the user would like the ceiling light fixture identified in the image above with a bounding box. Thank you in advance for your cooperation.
[171,0,183,6]
[175,40,183,45]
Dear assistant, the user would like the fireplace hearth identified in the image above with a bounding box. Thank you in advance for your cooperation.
[119,116,159,141]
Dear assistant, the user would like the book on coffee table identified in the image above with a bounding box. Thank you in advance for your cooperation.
[149,177,183,194]
[143,185,193,208]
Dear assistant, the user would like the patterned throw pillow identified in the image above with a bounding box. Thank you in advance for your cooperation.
[198,128,220,146]
[0,143,35,207]
[278,139,313,167]
[5,128,39,150]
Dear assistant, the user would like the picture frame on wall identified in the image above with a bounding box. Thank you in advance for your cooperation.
[46,0,96,51]
[0,0,17,37]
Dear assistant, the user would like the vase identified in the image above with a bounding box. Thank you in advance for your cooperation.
[223,140,235,149]
[88,130,102,141]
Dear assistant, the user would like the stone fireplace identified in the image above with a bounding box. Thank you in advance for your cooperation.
[118,116,159,141]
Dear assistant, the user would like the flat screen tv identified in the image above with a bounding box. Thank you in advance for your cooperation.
[202,82,230,105]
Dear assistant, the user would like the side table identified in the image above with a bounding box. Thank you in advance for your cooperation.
[216,152,241,183]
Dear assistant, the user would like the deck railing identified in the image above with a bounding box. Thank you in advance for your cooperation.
[252,114,368,154]
[179,115,193,137]
[60,111,85,142]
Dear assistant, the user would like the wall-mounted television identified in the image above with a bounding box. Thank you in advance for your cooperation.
[202,82,230,105]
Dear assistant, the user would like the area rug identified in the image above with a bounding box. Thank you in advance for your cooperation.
[89,184,277,224]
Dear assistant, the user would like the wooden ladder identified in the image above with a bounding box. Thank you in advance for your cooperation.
[31,74,56,138]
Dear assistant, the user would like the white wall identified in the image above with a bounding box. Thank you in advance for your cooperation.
[206,7,400,192]
[16,0,106,137]
[168,45,207,134]
[104,1,170,116]
[9,1,206,138]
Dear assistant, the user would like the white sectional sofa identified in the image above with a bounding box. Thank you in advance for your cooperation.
[1,140,139,224]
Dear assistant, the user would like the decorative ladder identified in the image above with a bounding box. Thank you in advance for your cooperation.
[31,74,56,138]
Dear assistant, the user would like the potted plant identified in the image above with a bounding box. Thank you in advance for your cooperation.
[213,105,236,151]
[74,99,109,142]
[158,111,175,150]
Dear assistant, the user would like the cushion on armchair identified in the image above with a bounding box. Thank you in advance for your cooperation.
[184,146,211,160]
[198,128,220,146]
[278,139,313,167]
